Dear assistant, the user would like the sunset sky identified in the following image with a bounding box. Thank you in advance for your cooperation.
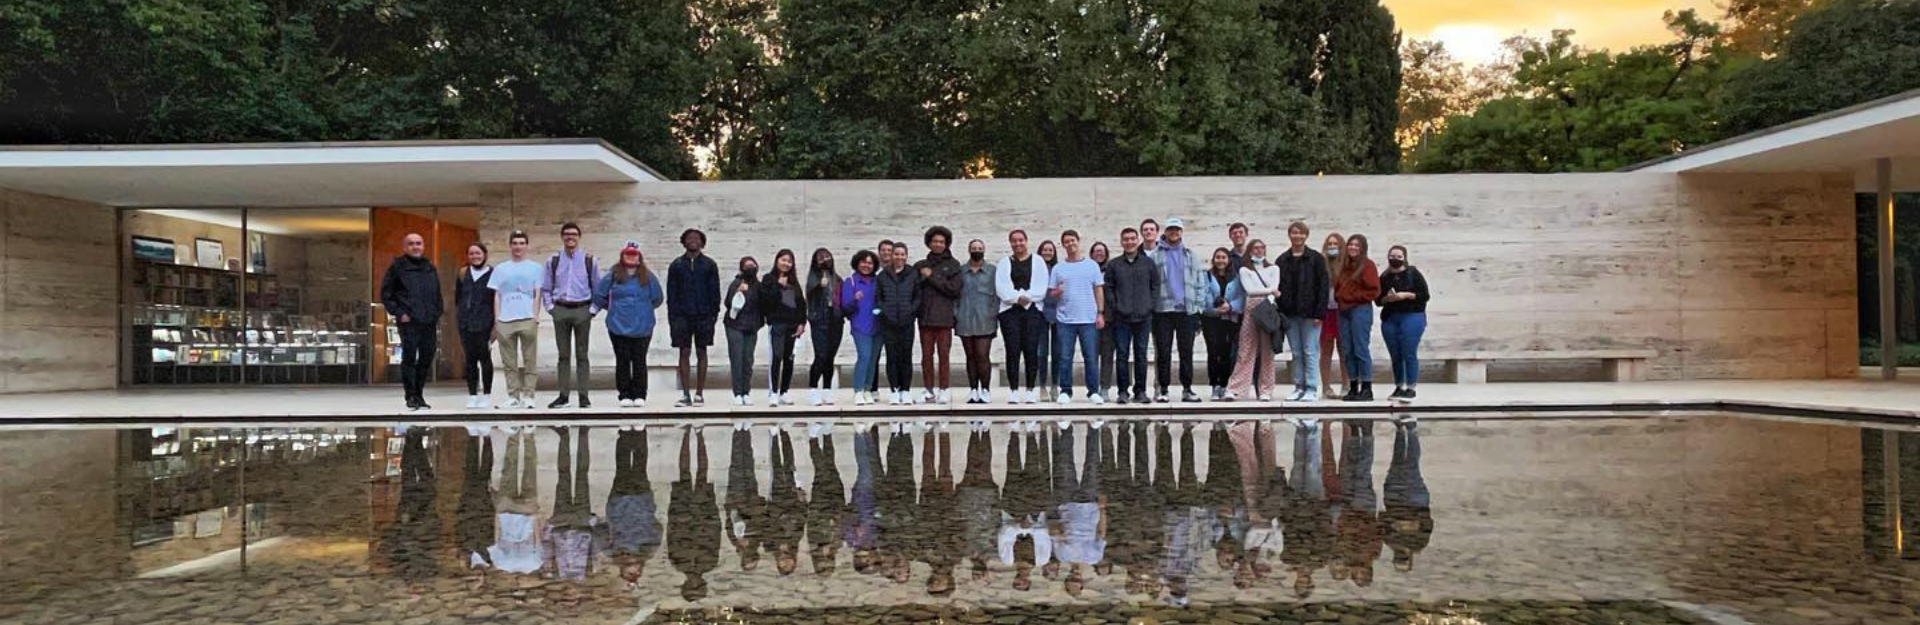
[1384,0,1717,64]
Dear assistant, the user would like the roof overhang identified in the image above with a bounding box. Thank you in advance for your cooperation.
[0,138,664,208]
[1624,88,1920,192]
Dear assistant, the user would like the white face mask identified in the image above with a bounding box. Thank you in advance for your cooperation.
[1251,256,1266,265]
[1324,247,1340,257]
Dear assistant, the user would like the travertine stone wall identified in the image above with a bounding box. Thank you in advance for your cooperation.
[1,188,117,393]
[479,172,1857,382]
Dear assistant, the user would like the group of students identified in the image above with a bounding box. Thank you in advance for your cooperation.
[401,419,1431,606]
[376,218,1432,411]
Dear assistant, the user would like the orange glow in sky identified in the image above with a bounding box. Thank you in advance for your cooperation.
[1384,0,1717,64]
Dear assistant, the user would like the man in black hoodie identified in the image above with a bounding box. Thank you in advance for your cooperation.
[380,233,443,409]
[1274,222,1331,402]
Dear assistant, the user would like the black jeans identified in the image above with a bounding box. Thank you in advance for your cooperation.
[553,426,592,527]
[810,319,844,389]
[398,322,438,401]
[997,307,1045,390]
[460,329,493,395]
[768,323,799,394]
[882,320,916,393]
[611,334,652,400]
[1201,316,1239,389]
[1152,312,1196,393]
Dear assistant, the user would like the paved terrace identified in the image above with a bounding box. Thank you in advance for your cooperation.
[2,378,1917,424]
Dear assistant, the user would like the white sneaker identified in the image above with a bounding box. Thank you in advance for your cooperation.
[636,397,647,408]
[823,390,836,405]
[1285,389,1306,402]
[769,394,782,407]
[809,389,823,406]
[501,397,520,409]
[1301,391,1319,403]
[1057,393,1072,405]
[1090,393,1105,406]
[619,398,635,408]
[783,392,795,404]
[734,395,747,406]
[1258,393,1273,402]
[936,389,951,404]
[1027,390,1040,404]
[855,392,870,406]
[479,396,493,409]
[920,390,935,404]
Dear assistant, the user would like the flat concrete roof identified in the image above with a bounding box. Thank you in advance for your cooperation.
[1624,88,1920,192]
[0,138,665,208]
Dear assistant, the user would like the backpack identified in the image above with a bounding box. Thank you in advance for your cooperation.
[548,252,597,300]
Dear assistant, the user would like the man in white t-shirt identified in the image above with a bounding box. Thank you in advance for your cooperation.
[1047,230,1107,404]
[491,231,545,408]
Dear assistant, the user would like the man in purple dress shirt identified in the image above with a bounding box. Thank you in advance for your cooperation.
[543,222,600,408]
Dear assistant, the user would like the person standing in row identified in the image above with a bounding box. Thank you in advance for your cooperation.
[805,248,843,406]
[1050,230,1107,405]
[1377,245,1430,400]
[596,242,664,408]
[1318,233,1346,401]
[1037,240,1061,400]
[1227,223,1250,270]
[1149,217,1205,403]
[1139,219,1161,256]
[996,230,1049,405]
[1228,239,1279,401]
[543,222,599,409]
[842,251,883,406]
[455,242,495,409]
[1334,235,1382,401]
[1089,242,1116,400]
[1274,222,1330,402]
[1198,248,1243,400]
[492,231,542,409]
[668,229,720,408]
[724,257,763,406]
[380,233,442,410]
[956,239,1000,405]
[759,249,808,407]
[915,227,964,404]
[1106,228,1159,404]
[869,240,895,399]
[877,242,921,405]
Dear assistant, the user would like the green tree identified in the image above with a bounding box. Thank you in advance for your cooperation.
[1720,0,1920,136]
[1317,0,1402,172]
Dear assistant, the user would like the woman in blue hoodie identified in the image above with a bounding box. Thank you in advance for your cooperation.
[596,241,665,408]
[839,250,883,406]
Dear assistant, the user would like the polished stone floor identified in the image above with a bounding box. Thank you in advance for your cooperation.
[1,415,1916,625]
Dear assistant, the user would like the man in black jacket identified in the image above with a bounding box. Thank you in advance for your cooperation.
[380,233,443,409]
[1273,222,1330,402]
[875,243,922,404]
[1105,228,1161,404]
[668,229,721,407]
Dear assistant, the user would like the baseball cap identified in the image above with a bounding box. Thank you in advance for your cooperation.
[1165,217,1184,230]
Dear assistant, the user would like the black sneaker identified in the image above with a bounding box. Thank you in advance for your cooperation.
[1356,383,1375,402]
[1404,388,1417,399]
[675,394,693,407]
[578,396,592,409]
[1132,393,1151,405]
[548,395,571,409]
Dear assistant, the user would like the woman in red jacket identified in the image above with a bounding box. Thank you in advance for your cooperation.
[1332,234,1381,401]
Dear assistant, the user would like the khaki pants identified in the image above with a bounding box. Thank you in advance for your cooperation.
[497,318,540,399]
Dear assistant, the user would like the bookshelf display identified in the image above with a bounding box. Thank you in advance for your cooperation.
[129,257,371,385]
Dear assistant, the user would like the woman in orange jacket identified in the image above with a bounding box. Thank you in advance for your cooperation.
[1332,234,1381,401]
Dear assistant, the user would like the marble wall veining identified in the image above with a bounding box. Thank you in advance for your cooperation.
[477,172,1858,384]
[2,188,118,393]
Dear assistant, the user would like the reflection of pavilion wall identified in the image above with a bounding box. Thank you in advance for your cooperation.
[479,172,1858,382]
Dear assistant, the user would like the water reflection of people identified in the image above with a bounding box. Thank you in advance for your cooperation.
[381,428,439,579]
[767,428,805,575]
[1109,420,1162,598]
[957,423,1002,581]
[669,426,720,601]
[877,423,920,584]
[1236,422,1283,588]
[847,424,881,574]
[917,426,962,596]
[1334,421,1381,587]
[1158,423,1211,607]
[725,426,766,571]
[1050,422,1106,597]
[1282,420,1333,598]
[609,426,661,588]
[547,426,599,580]
[457,427,497,570]
[999,423,1054,592]
[491,427,545,575]
[805,425,845,576]
[1382,420,1432,572]
[1203,423,1249,583]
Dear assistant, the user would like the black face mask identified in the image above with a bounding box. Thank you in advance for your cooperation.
[969,251,985,262]
[742,267,759,280]
[1388,259,1406,269]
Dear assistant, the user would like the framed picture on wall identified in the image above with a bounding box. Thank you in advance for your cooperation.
[248,231,267,273]
[194,238,225,269]
[131,236,176,263]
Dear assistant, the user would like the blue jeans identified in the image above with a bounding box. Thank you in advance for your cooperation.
[1055,322,1101,396]
[1284,315,1321,390]
[1338,306,1374,382]
[852,332,880,392]
[1380,312,1427,387]
[1113,319,1150,395]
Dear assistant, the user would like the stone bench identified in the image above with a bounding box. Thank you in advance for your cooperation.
[1431,349,1656,384]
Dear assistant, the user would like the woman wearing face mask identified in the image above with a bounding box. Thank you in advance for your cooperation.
[455,243,496,409]
[1333,235,1382,402]
[1228,240,1281,401]
[1198,247,1243,401]
[759,249,808,407]
[1376,246,1430,400]
[1088,241,1116,402]
[595,242,665,408]
[840,250,883,406]
[805,248,844,406]
[956,239,1000,404]
[1037,240,1061,399]
[1318,233,1346,399]
[725,257,764,406]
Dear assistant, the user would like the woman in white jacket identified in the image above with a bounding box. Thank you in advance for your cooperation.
[1228,239,1281,401]
[995,230,1052,404]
